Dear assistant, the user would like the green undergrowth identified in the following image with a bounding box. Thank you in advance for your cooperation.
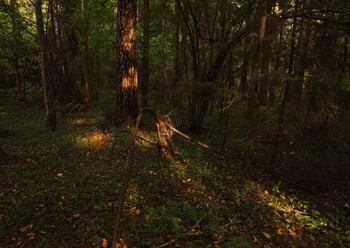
[0,93,349,247]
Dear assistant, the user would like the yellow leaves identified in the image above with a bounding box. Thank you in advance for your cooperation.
[57,173,63,177]
[27,233,35,240]
[93,205,102,211]
[102,238,108,248]
[263,232,271,239]
[74,213,80,218]
[135,209,141,215]
[289,230,297,237]
[19,226,27,232]
[11,236,17,241]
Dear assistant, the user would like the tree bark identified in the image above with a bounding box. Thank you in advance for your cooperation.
[259,1,273,105]
[282,0,299,108]
[141,0,149,107]
[242,0,268,178]
[10,0,22,101]
[172,1,181,108]
[81,0,91,103]
[240,35,250,96]
[34,0,56,130]
[269,14,284,103]
[115,0,138,125]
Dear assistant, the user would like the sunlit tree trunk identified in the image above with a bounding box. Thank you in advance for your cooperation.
[115,0,138,125]
[34,0,56,130]
[81,0,91,103]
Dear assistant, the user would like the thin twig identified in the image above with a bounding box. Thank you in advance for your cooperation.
[155,214,241,248]
[111,112,143,248]
[154,218,202,248]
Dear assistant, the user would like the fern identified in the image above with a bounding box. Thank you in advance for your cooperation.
[183,203,198,223]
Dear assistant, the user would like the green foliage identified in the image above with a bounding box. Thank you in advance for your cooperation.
[222,236,257,248]
[1,92,350,247]
[142,206,185,236]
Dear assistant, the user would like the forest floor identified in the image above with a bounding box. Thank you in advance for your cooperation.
[0,91,349,248]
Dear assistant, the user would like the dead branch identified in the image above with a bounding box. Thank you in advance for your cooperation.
[155,213,241,248]
[163,122,243,161]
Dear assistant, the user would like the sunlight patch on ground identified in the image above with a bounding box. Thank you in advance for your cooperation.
[75,130,113,151]
[72,118,99,125]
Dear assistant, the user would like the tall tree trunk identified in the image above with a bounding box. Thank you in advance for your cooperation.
[115,0,138,125]
[282,0,299,108]
[10,0,22,101]
[81,0,91,103]
[172,1,181,108]
[269,14,284,103]
[240,35,250,96]
[34,0,56,130]
[294,17,310,101]
[141,0,149,107]
[259,1,273,106]
[242,0,268,178]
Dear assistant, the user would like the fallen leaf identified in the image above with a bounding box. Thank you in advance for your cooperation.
[263,232,271,239]
[19,226,27,232]
[102,239,107,248]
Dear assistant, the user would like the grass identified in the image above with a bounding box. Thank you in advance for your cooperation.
[0,91,349,247]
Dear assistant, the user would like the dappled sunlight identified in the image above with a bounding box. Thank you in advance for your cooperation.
[71,118,99,126]
[75,130,113,151]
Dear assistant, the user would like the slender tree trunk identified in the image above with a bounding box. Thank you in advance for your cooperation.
[115,0,138,125]
[259,1,273,106]
[81,0,91,103]
[282,0,299,108]
[10,0,22,101]
[34,0,56,130]
[240,35,250,97]
[242,0,268,178]
[172,1,181,109]
[141,0,149,107]
[269,15,284,103]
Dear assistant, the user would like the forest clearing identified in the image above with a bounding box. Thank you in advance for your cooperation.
[1,0,350,247]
